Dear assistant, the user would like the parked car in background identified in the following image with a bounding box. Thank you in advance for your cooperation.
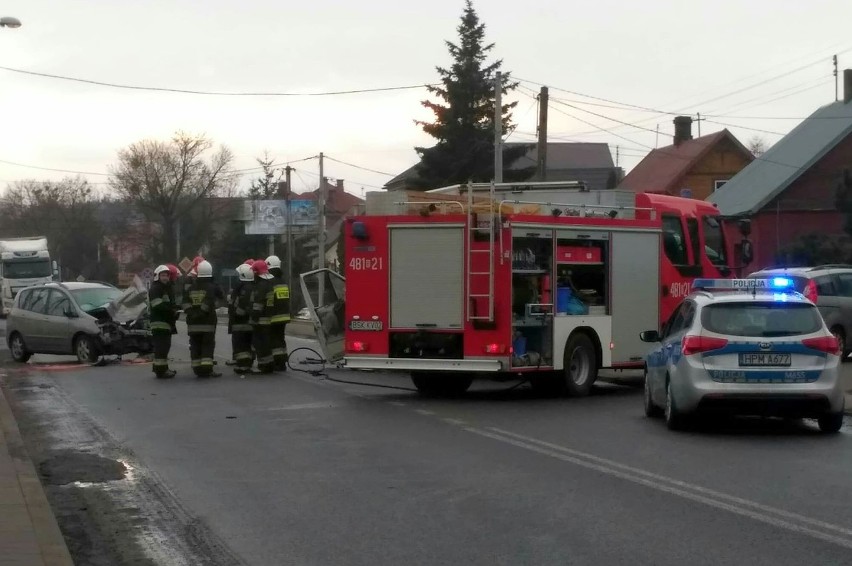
[641,278,845,433]
[748,265,852,359]
[5,281,152,364]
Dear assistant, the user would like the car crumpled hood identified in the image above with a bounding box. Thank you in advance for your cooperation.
[87,283,149,324]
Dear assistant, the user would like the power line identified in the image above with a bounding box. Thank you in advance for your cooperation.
[324,156,393,176]
[0,158,110,176]
[0,65,435,97]
[232,154,319,174]
[549,97,664,135]
[701,120,787,137]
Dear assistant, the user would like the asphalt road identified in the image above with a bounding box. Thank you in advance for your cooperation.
[2,320,852,566]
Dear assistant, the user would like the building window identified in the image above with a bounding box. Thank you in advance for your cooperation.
[714,180,728,191]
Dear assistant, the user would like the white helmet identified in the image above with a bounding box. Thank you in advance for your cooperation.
[266,255,282,269]
[153,265,169,279]
[197,260,213,278]
[236,263,254,282]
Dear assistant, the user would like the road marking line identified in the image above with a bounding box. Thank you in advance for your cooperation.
[263,403,335,411]
[389,401,407,407]
[415,409,435,416]
[463,426,852,549]
[442,418,467,426]
[489,427,852,538]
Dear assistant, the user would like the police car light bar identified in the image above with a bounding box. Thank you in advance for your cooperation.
[692,278,795,291]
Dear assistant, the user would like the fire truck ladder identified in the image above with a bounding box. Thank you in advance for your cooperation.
[466,182,495,324]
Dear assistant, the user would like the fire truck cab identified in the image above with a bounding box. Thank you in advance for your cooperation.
[339,181,736,397]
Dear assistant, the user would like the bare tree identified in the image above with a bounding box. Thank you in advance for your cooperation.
[748,135,769,158]
[109,131,236,260]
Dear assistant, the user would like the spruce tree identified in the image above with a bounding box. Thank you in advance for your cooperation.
[413,1,532,189]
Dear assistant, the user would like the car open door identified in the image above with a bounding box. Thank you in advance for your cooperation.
[299,268,346,363]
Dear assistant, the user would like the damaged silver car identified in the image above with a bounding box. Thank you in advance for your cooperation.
[5,281,153,364]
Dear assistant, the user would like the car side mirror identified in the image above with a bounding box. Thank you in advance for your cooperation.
[640,330,660,343]
[64,307,78,318]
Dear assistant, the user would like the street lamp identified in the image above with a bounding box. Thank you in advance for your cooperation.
[0,16,22,28]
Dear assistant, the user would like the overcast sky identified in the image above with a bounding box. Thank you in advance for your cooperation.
[1,0,850,198]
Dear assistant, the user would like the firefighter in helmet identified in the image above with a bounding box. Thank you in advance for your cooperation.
[265,255,291,371]
[149,264,178,379]
[228,262,255,374]
[184,260,224,377]
[250,259,275,374]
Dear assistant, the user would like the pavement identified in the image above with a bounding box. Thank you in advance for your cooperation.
[0,353,74,566]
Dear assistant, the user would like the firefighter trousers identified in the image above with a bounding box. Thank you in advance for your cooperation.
[252,323,274,374]
[151,331,172,376]
[189,331,217,377]
[231,331,253,373]
[269,322,288,370]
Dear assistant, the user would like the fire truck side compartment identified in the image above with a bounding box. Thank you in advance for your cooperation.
[610,230,661,363]
[389,225,464,330]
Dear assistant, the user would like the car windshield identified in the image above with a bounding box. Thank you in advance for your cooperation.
[70,287,123,312]
[2,260,52,278]
[701,302,823,337]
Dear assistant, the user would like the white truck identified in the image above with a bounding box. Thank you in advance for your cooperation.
[0,237,58,316]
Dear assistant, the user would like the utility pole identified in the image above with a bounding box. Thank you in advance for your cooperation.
[175,219,180,261]
[317,152,326,307]
[285,166,294,315]
[494,71,503,183]
[834,55,839,102]
[615,145,620,168]
[655,124,660,148]
[697,112,702,137]
[537,86,549,181]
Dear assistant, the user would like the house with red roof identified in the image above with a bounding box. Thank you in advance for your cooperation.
[619,116,754,201]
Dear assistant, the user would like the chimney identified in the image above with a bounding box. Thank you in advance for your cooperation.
[336,179,344,191]
[673,116,693,146]
[845,69,852,104]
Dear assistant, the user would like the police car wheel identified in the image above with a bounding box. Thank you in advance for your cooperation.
[817,412,843,434]
[664,378,687,430]
[644,371,663,418]
[563,333,597,397]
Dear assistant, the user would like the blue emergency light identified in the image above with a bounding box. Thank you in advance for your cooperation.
[692,278,795,291]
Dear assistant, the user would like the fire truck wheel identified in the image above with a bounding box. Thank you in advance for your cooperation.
[410,372,473,397]
[562,333,598,397]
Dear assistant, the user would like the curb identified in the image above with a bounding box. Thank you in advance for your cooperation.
[0,359,75,566]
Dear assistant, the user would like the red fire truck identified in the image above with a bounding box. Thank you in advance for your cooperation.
[330,181,737,397]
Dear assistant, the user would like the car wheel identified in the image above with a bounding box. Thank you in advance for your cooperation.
[75,335,100,364]
[665,378,687,431]
[817,412,844,434]
[8,333,32,363]
[830,327,848,362]
[644,370,663,418]
[563,333,598,397]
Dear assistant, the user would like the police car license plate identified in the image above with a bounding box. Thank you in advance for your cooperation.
[738,353,791,367]
[349,320,383,331]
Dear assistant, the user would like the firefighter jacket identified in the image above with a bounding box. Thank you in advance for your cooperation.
[184,278,224,333]
[251,276,274,326]
[148,281,176,334]
[228,282,253,334]
[269,275,291,325]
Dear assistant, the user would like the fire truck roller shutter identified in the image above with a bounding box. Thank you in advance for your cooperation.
[390,226,464,329]
[610,230,660,364]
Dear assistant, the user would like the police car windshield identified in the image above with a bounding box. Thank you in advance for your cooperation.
[701,302,822,337]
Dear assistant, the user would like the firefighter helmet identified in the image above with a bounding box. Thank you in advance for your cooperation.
[197,260,213,278]
[167,264,179,281]
[251,259,269,275]
[266,255,281,269]
[153,265,169,279]
[189,255,205,277]
[244,258,255,266]
[236,263,254,282]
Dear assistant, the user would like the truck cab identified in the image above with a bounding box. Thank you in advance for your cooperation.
[0,237,57,316]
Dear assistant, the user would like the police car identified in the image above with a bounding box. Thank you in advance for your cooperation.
[640,278,845,432]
